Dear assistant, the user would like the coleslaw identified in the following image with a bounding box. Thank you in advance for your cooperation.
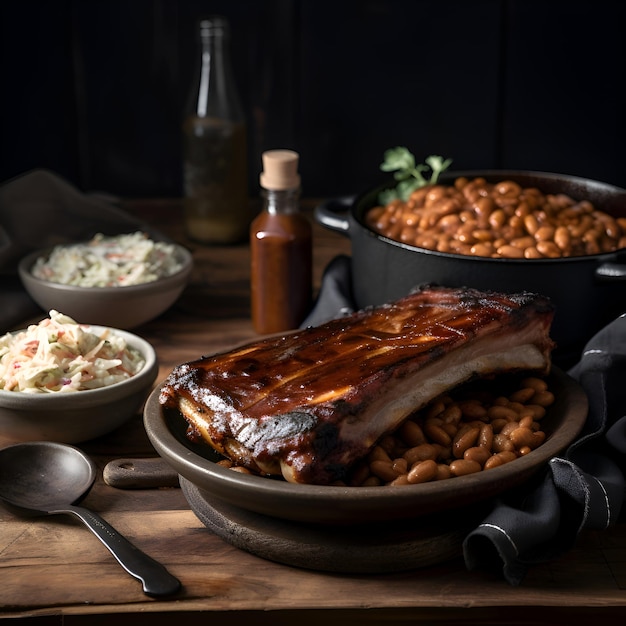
[0,311,145,393]
[31,231,184,287]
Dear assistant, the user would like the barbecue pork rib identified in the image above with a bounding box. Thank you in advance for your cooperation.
[159,285,555,485]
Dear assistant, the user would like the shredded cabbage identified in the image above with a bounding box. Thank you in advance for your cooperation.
[0,311,145,393]
[31,231,183,287]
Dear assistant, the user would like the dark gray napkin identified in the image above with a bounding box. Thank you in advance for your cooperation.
[0,169,163,330]
[303,254,626,585]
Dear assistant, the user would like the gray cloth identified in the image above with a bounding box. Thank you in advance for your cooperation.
[303,254,626,585]
[0,169,163,329]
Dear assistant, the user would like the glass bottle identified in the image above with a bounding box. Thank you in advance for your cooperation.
[250,150,313,334]
[182,16,250,244]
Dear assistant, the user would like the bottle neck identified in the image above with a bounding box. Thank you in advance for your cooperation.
[262,187,301,215]
[190,18,243,120]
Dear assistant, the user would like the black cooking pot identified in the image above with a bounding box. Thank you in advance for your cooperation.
[315,170,626,365]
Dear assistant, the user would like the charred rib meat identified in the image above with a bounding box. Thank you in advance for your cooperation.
[159,285,555,484]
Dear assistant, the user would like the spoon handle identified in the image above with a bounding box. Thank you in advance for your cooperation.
[61,504,181,596]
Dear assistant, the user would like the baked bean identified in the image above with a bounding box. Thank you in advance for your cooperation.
[403,443,438,465]
[493,433,515,453]
[426,399,447,419]
[522,377,548,392]
[604,217,620,239]
[511,236,536,250]
[407,459,438,484]
[399,226,416,243]
[432,443,451,462]
[500,421,520,438]
[370,459,400,482]
[489,209,507,229]
[478,423,494,449]
[519,415,535,429]
[487,405,519,422]
[507,401,527,414]
[524,246,543,259]
[509,426,535,449]
[378,435,396,454]
[473,228,495,242]
[496,245,525,258]
[570,215,593,238]
[362,476,382,487]
[554,226,571,251]
[435,464,454,480]
[536,240,561,258]
[390,474,411,486]
[442,422,459,438]
[533,390,555,407]
[368,445,392,463]
[509,386,536,404]
[452,426,480,458]
[484,450,517,470]
[366,176,624,259]
[534,225,556,242]
[459,399,487,420]
[392,458,409,475]
[522,404,547,420]
[441,404,463,425]
[424,419,452,446]
[438,214,461,230]
[464,445,491,466]
[449,459,482,476]
[399,419,426,447]
[531,430,546,448]
[496,450,518,464]
[483,454,505,470]
[490,418,509,433]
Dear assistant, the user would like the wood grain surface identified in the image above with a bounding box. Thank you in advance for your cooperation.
[1,200,625,625]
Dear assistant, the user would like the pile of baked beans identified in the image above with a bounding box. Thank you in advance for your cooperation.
[344,374,554,487]
[366,177,626,258]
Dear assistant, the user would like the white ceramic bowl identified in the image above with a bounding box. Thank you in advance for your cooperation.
[0,326,158,444]
[18,242,193,329]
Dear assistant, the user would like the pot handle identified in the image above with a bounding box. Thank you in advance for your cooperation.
[314,196,355,236]
[595,261,626,281]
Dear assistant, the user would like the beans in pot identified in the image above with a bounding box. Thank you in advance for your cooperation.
[366,177,626,258]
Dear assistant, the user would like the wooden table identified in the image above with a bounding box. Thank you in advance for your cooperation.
[1,200,625,625]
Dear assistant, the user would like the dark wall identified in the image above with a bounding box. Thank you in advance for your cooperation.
[1,0,625,199]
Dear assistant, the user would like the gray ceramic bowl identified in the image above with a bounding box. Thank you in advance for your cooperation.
[18,242,193,329]
[144,366,587,525]
[0,326,158,444]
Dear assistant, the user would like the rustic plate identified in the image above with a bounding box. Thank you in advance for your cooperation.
[144,366,588,525]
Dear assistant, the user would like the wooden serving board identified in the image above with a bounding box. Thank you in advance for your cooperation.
[180,477,485,573]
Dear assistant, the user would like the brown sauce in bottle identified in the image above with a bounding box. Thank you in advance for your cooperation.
[250,150,312,334]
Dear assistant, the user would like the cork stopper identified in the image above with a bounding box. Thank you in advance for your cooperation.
[260,150,301,190]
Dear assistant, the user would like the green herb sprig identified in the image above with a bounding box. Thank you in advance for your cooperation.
[378,147,452,205]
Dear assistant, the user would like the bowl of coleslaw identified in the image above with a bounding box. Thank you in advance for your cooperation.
[18,232,193,329]
[0,311,158,443]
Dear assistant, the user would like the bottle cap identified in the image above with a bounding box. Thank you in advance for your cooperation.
[260,150,301,190]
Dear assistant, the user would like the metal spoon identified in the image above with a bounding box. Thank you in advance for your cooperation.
[0,441,180,597]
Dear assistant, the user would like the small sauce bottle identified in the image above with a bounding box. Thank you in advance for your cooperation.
[250,150,312,334]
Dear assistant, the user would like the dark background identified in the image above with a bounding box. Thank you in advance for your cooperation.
[1,0,625,200]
